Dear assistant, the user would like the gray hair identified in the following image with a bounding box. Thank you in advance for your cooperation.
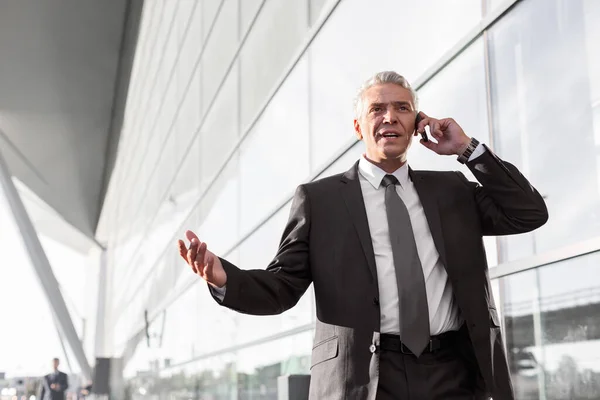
[353,71,419,119]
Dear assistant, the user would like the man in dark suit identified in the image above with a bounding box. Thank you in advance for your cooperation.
[40,358,69,400]
[178,71,548,399]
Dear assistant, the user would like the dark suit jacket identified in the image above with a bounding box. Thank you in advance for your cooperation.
[40,371,69,400]
[215,146,548,399]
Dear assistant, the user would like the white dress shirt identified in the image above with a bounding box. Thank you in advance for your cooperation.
[358,145,486,335]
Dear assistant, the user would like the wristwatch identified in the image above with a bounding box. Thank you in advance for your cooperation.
[457,137,480,164]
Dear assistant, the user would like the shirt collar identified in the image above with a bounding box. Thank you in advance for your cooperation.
[358,155,410,189]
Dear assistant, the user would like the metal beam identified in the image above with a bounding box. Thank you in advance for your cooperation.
[0,146,92,380]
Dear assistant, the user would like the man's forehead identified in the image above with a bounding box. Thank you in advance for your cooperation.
[364,83,413,103]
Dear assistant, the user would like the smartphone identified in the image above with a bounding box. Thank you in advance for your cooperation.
[415,112,428,142]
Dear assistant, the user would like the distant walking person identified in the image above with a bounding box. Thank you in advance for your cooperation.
[40,358,69,400]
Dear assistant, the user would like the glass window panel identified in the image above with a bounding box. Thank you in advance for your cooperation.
[152,2,177,95]
[203,0,224,39]
[239,58,310,234]
[310,0,329,26]
[175,0,195,46]
[178,0,202,92]
[484,0,510,15]
[240,0,309,129]
[162,10,179,79]
[159,286,198,365]
[488,0,600,262]
[201,0,239,106]
[127,330,312,399]
[239,0,263,38]
[200,62,239,185]
[497,251,600,399]
[176,66,202,149]
[314,139,364,180]
[197,154,240,256]
[309,0,482,172]
[235,330,313,397]
[171,133,203,213]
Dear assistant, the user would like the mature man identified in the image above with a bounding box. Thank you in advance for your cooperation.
[40,358,69,400]
[178,71,548,399]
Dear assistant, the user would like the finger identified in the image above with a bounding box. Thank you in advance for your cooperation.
[203,253,215,280]
[187,239,198,266]
[194,242,207,274]
[182,240,198,274]
[420,138,440,153]
[185,230,200,243]
[429,120,444,139]
[180,243,198,274]
[416,116,431,133]
[177,240,188,261]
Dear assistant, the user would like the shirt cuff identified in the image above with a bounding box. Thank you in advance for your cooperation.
[209,284,226,302]
[467,142,486,161]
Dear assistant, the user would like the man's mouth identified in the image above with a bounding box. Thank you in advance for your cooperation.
[378,132,400,138]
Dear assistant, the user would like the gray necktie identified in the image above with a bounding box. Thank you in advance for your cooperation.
[382,174,430,357]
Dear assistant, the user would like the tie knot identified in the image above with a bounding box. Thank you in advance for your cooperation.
[382,174,399,188]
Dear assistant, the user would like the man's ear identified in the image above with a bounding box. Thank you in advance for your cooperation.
[353,119,363,140]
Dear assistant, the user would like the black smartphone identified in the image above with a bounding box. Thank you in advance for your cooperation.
[416,112,428,142]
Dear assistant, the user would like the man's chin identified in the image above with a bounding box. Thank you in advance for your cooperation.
[380,147,408,160]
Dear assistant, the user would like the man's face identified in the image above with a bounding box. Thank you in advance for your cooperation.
[353,83,417,164]
[52,359,59,370]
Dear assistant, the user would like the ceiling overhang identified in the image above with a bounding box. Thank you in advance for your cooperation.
[0,0,143,250]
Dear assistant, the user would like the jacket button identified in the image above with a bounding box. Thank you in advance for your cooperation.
[369,344,377,353]
[373,297,379,306]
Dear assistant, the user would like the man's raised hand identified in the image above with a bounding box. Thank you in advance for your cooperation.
[177,230,227,288]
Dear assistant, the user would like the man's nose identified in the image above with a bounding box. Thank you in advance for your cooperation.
[383,107,398,123]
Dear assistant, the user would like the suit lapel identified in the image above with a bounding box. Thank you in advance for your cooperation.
[340,161,378,281]
[410,169,448,268]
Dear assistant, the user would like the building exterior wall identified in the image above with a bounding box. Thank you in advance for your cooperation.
[93,0,600,398]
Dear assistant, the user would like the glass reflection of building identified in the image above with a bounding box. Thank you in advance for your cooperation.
[93,0,600,399]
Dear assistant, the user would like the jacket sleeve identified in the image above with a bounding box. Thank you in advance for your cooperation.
[458,144,548,236]
[212,184,313,315]
[62,373,69,391]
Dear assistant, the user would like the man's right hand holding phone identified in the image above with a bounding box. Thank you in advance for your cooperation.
[177,230,227,288]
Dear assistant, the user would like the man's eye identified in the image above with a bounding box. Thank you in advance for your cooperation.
[372,107,382,112]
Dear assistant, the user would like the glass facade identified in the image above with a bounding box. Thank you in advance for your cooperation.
[87,0,600,398]
[499,252,600,399]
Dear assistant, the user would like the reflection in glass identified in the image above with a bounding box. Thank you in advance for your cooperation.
[201,62,240,186]
[125,330,312,400]
[240,0,309,129]
[488,0,600,262]
[239,58,310,235]
[498,251,600,399]
[314,139,365,181]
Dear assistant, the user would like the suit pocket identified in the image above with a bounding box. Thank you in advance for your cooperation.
[310,336,339,369]
[489,307,501,328]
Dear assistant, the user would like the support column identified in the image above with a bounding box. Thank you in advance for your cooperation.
[0,148,92,380]
[95,250,108,357]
